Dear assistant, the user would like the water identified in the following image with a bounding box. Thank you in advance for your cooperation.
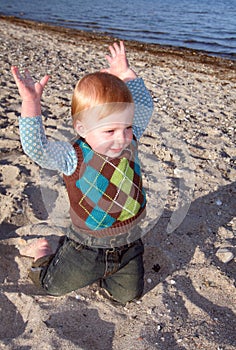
[0,0,235,60]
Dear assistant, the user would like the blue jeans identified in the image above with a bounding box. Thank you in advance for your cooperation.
[29,236,144,305]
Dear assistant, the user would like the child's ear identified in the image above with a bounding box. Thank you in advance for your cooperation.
[75,120,86,137]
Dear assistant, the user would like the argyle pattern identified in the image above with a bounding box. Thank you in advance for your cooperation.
[73,139,146,230]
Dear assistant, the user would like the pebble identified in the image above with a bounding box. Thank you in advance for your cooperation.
[75,294,85,301]
[216,248,234,263]
[169,279,176,285]
[218,226,234,239]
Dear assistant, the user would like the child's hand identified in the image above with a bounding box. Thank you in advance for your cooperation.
[101,41,137,82]
[11,66,50,117]
[11,66,49,102]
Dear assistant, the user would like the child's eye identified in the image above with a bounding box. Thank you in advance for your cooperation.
[104,130,114,134]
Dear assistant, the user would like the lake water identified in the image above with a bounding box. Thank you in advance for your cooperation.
[0,0,235,59]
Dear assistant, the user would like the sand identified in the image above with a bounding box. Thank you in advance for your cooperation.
[0,16,235,350]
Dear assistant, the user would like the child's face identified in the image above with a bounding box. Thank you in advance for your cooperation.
[76,106,134,158]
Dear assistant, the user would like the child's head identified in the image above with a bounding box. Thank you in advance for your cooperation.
[71,72,133,124]
[71,72,135,158]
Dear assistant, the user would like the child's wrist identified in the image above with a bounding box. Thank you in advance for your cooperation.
[22,98,40,104]
[21,100,41,117]
[123,69,138,82]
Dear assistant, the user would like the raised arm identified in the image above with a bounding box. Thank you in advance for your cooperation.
[101,42,154,138]
[11,66,77,175]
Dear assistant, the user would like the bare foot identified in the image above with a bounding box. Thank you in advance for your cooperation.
[19,238,53,261]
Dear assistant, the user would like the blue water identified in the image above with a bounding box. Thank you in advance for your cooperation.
[0,0,235,59]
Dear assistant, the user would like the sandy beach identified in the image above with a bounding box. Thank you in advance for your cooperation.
[0,16,235,350]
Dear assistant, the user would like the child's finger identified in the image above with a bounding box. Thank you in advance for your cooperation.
[39,75,50,88]
[109,45,116,58]
[119,41,125,54]
[11,66,22,82]
[11,65,18,76]
[11,66,27,90]
[113,42,121,54]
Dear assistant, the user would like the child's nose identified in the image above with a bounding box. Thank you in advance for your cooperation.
[117,130,126,143]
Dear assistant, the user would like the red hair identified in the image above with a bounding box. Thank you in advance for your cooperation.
[71,72,133,126]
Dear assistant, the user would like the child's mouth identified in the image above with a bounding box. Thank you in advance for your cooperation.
[111,148,123,153]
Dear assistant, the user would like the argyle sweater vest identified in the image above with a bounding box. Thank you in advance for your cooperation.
[63,138,146,238]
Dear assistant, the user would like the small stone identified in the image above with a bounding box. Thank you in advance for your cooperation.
[169,279,176,285]
[75,294,85,301]
[216,248,234,263]
[147,278,152,284]
[216,199,222,206]
[218,226,234,239]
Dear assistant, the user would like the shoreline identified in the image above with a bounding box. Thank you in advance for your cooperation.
[1,15,236,74]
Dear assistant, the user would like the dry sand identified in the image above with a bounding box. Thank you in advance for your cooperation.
[0,16,235,350]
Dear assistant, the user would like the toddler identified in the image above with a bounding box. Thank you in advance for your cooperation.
[12,41,153,304]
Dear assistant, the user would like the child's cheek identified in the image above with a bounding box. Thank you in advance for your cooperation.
[128,130,133,141]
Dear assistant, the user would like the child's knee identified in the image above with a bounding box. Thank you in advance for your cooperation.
[115,289,143,304]
[101,278,144,305]
[107,287,143,305]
